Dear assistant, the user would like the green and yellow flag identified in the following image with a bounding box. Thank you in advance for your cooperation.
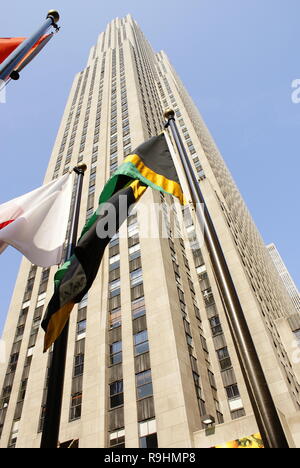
[42,133,185,351]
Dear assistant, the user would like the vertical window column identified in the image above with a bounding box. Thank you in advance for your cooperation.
[0,265,37,439]
[108,233,125,446]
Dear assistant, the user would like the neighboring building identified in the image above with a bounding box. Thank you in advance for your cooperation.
[0,15,300,448]
[267,243,300,314]
[266,243,300,352]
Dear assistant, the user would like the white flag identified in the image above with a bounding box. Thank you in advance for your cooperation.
[0,174,73,267]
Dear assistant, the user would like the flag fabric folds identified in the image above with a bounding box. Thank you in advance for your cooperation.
[15,35,52,73]
[0,38,25,63]
[42,180,147,352]
[81,133,185,238]
[0,35,52,73]
[102,132,185,204]
[42,133,185,351]
[0,173,73,267]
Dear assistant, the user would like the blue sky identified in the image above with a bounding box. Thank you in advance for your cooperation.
[0,0,299,333]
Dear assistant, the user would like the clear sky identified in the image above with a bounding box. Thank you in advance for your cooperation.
[0,0,299,334]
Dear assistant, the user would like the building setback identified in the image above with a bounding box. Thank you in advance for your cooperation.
[0,15,300,448]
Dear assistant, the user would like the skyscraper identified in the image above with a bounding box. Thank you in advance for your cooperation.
[267,243,300,314]
[0,15,300,448]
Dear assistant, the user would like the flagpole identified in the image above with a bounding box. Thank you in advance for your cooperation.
[40,163,87,449]
[164,109,289,449]
[0,10,60,82]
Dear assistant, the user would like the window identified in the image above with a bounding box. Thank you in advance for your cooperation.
[109,279,121,298]
[132,297,146,319]
[216,347,232,370]
[86,208,93,220]
[10,352,19,365]
[136,370,153,399]
[89,171,96,182]
[129,243,140,260]
[229,396,244,412]
[130,268,143,287]
[74,354,84,377]
[198,399,206,417]
[140,433,158,448]
[177,287,185,304]
[128,222,139,238]
[36,292,46,308]
[79,294,88,309]
[109,232,119,247]
[70,393,82,421]
[109,254,120,265]
[109,307,121,328]
[16,326,24,338]
[208,370,217,389]
[201,284,213,303]
[110,162,118,173]
[110,380,124,408]
[109,429,125,448]
[110,341,122,365]
[186,334,193,347]
[77,320,86,336]
[209,316,223,336]
[134,330,149,356]
[109,294,121,311]
[139,419,157,448]
[123,137,131,147]
[231,408,246,420]
[226,384,240,400]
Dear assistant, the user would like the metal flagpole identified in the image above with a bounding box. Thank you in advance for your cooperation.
[164,109,289,449]
[40,163,87,449]
[0,10,60,82]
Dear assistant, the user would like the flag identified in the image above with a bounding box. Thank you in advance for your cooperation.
[103,132,185,204]
[0,38,25,63]
[15,35,52,73]
[81,133,185,237]
[0,174,73,267]
[0,35,52,73]
[42,133,185,351]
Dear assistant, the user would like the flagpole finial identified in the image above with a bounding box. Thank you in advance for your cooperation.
[73,163,87,175]
[163,108,175,121]
[47,10,60,24]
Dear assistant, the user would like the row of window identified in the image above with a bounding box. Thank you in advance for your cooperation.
[192,241,245,420]
[69,302,87,422]
[169,203,211,424]
[0,264,42,441]
[107,207,125,445]
[107,207,157,447]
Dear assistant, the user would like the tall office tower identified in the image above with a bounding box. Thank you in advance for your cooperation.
[1,15,300,449]
[267,243,300,314]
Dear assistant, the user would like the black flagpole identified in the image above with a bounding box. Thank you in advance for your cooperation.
[40,163,87,449]
[164,109,289,449]
[0,10,60,82]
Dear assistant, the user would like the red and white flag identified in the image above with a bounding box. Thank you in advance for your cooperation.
[0,174,73,267]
